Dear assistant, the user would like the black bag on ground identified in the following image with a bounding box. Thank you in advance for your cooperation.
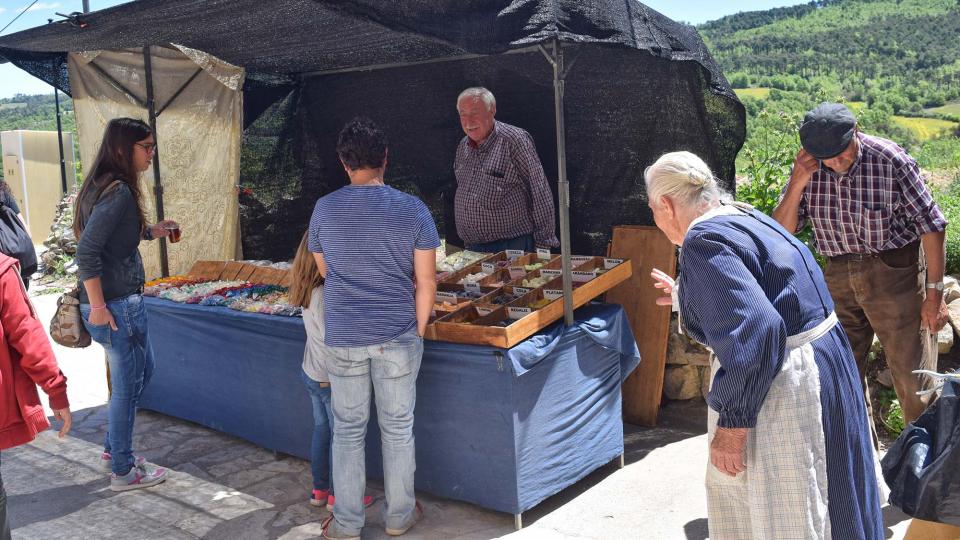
[0,200,37,280]
[881,378,960,526]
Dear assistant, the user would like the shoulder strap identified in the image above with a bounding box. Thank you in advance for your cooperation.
[96,180,124,202]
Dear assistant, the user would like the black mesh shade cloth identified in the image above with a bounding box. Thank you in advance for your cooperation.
[0,0,745,259]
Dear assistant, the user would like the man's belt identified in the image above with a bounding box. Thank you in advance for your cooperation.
[828,241,920,263]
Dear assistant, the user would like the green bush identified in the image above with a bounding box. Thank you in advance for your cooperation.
[735,107,822,261]
[932,172,960,275]
[736,109,800,213]
[916,137,960,171]
[876,387,905,436]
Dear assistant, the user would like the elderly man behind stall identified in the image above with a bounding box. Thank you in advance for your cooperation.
[773,102,948,435]
[454,87,559,252]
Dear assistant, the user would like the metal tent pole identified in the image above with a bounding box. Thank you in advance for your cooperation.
[143,45,170,277]
[542,39,574,325]
[53,70,68,195]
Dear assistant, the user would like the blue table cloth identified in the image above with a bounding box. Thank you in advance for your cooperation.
[139,298,640,514]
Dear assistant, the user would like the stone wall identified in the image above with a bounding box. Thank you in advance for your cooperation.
[665,275,960,401]
[663,315,712,400]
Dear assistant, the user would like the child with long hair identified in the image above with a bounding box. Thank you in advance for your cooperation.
[73,117,178,491]
[289,232,372,511]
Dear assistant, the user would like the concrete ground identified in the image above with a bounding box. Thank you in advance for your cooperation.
[2,290,917,539]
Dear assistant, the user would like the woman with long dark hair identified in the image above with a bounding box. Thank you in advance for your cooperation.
[73,117,178,491]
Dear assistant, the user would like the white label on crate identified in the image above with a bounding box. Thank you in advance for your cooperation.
[509,267,526,280]
[464,282,481,294]
[536,248,551,260]
[508,306,533,319]
[604,258,624,270]
[480,262,495,274]
[544,289,564,300]
[571,256,593,265]
[541,268,562,278]
[506,249,524,260]
[476,306,495,316]
[572,270,596,283]
[435,291,458,304]
[513,287,531,295]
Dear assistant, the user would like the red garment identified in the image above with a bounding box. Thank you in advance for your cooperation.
[0,253,68,450]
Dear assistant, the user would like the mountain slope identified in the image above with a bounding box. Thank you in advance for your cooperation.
[699,0,960,111]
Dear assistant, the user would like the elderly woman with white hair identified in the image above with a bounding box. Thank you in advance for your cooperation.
[646,151,882,539]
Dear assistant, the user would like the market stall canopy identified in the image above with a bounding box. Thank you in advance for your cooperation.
[0,0,745,258]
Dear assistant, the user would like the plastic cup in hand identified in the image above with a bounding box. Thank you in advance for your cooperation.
[165,225,181,243]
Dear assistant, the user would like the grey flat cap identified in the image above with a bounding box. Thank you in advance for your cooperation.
[799,103,857,159]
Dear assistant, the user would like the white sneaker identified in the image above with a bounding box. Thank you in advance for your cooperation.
[99,452,146,474]
[110,463,168,492]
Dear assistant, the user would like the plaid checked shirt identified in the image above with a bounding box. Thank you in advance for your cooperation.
[792,133,947,257]
[454,121,559,247]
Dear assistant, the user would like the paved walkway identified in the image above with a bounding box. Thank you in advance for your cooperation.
[1,291,916,539]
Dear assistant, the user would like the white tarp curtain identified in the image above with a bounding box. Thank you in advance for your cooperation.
[67,44,243,278]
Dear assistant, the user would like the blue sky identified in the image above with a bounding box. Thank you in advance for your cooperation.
[0,0,803,99]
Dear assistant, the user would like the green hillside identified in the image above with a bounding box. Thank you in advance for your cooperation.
[0,93,75,133]
[703,0,960,174]
[0,94,77,184]
[701,0,960,115]
[709,0,960,276]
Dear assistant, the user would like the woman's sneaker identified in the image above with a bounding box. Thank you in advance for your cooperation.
[110,463,168,492]
[99,452,146,474]
[310,489,331,507]
[325,494,374,511]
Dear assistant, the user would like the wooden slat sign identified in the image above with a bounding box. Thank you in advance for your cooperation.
[261,268,289,286]
[246,266,270,284]
[236,265,259,282]
[220,261,245,281]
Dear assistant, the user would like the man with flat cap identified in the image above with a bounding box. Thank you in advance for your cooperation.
[773,102,948,438]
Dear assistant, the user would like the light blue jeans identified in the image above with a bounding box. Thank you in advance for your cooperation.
[81,293,155,476]
[325,329,423,535]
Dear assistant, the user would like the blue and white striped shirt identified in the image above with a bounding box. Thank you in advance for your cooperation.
[308,185,440,347]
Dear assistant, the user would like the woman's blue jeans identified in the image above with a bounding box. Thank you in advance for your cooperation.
[81,293,154,476]
[301,369,334,492]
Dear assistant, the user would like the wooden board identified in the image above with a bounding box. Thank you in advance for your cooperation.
[245,266,273,284]
[235,264,259,282]
[253,268,290,286]
[187,260,226,280]
[605,225,677,427]
[219,261,246,281]
[186,260,290,286]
